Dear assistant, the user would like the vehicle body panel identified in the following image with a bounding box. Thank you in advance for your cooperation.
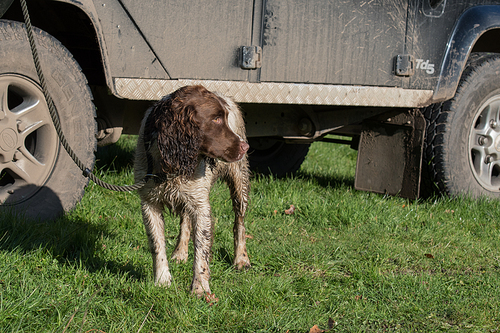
[260,0,407,86]
[37,0,500,108]
[118,0,253,81]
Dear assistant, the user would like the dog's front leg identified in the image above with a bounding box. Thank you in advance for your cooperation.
[226,162,251,270]
[171,212,191,263]
[189,206,213,297]
[141,201,172,286]
[233,212,251,270]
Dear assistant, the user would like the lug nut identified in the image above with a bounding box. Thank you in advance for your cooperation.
[17,121,26,133]
[490,119,498,129]
[485,155,494,164]
[13,151,21,162]
[478,136,487,146]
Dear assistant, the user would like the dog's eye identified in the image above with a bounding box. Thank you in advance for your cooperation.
[213,117,223,124]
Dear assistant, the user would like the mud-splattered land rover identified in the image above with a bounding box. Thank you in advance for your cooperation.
[2,0,500,219]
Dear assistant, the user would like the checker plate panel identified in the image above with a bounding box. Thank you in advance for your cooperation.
[114,78,433,107]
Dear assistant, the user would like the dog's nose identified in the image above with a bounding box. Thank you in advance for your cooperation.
[240,142,249,154]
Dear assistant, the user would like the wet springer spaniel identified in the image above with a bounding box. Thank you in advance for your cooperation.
[134,85,251,297]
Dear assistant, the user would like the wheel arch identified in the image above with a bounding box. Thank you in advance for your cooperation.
[433,5,500,103]
[2,0,112,90]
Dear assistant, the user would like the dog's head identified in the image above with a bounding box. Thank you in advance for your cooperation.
[150,85,249,177]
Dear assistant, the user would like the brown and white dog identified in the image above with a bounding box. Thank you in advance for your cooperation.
[134,85,251,297]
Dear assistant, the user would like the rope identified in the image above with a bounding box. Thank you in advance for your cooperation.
[19,0,147,192]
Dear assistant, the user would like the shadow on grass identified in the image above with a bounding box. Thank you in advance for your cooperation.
[95,136,137,174]
[0,211,145,281]
[295,170,446,203]
[252,168,355,191]
[296,170,355,190]
[252,170,354,190]
[213,246,234,267]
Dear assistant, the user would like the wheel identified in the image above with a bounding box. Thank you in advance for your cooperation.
[423,53,500,198]
[0,20,96,220]
[248,138,310,177]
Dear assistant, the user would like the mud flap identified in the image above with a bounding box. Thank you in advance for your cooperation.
[354,110,426,199]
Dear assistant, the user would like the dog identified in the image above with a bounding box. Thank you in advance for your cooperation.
[134,85,251,297]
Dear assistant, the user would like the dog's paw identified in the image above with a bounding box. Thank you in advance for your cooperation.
[171,250,188,263]
[234,254,251,270]
[154,269,172,287]
[191,279,211,298]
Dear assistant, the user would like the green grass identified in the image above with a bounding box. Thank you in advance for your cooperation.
[1,135,499,332]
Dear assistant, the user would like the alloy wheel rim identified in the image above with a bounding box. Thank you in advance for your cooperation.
[0,74,58,205]
[468,95,500,192]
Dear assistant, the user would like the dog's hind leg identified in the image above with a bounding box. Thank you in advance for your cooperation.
[171,212,191,263]
[141,201,172,286]
[225,161,251,270]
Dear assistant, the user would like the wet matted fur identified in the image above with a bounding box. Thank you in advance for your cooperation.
[134,85,251,297]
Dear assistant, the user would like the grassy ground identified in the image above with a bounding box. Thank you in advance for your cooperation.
[1,135,499,332]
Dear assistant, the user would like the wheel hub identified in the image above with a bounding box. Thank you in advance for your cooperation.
[495,135,500,152]
[0,128,18,152]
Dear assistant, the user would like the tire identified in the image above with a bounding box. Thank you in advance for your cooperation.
[0,20,96,220]
[248,138,310,177]
[423,52,500,199]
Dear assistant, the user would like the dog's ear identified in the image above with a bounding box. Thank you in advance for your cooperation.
[152,96,202,177]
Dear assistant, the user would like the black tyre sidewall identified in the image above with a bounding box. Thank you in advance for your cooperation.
[248,140,310,177]
[0,20,96,220]
[440,54,500,198]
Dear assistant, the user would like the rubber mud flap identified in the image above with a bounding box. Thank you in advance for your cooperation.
[355,110,425,199]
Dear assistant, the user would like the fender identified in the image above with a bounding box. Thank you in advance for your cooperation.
[1,0,115,90]
[51,0,114,91]
[50,0,168,95]
[433,5,500,102]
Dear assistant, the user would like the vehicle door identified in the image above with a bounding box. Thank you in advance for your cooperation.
[117,0,254,81]
[259,0,409,87]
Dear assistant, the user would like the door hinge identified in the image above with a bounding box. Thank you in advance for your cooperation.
[395,54,415,76]
[240,46,262,69]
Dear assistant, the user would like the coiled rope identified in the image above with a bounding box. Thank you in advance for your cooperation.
[20,0,147,192]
